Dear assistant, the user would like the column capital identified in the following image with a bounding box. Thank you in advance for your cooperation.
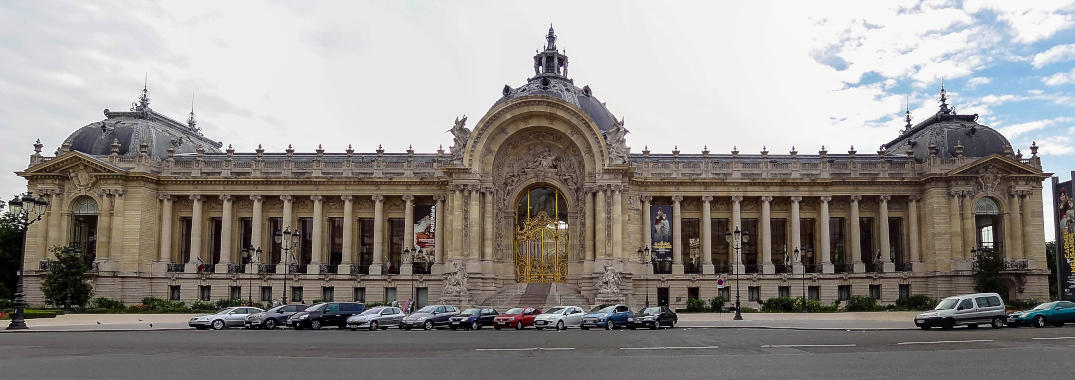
[249,194,264,202]
[671,195,684,203]
[760,195,773,203]
[371,194,385,202]
[730,195,744,202]
[189,194,203,202]
[219,194,232,202]
[950,189,966,198]
[640,193,653,202]
[158,193,173,202]
[280,194,293,202]
[310,195,323,202]
[340,195,353,202]
[908,194,921,202]
[849,194,862,202]
[432,193,447,202]
[879,194,891,202]
[790,196,802,202]
[701,195,713,202]
[819,195,832,203]
[401,194,415,202]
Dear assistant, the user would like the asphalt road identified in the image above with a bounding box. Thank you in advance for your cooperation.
[2,325,1075,379]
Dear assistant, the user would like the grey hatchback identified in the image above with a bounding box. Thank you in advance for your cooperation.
[346,306,405,331]
[246,304,308,330]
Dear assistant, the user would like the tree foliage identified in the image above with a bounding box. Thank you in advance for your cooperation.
[0,204,23,300]
[1046,241,1057,300]
[40,245,93,308]
[972,246,1009,297]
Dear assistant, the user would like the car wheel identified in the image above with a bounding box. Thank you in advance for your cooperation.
[370,321,379,331]
[423,321,434,330]
[472,321,480,330]
[211,320,225,330]
[311,320,322,330]
[991,317,1004,329]
[556,320,565,330]
[606,321,614,330]
[263,319,277,330]
[650,323,659,330]
[515,322,523,330]
[1034,315,1046,328]
[941,318,954,330]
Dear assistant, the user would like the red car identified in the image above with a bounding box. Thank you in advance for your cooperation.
[493,307,542,330]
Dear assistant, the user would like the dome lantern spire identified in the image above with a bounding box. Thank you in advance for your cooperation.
[533,25,569,78]
[131,73,151,114]
[938,78,952,115]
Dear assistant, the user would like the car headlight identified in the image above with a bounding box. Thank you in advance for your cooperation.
[417,316,428,321]
[297,314,308,320]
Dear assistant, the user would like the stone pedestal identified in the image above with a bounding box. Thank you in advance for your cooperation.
[153,261,171,274]
[215,263,230,273]
[400,263,413,275]
[853,262,866,273]
[952,259,973,272]
[702,264,714,275]
[883,262,895,273]
[821,263,834,274]
[792,263,804,275]
[672,263,684,275]
[97,260,119,272]
[912,261,928,273]
[369,264,382,275]
[595,292,626,305]
[338,264,353,276]
[306,265,319,275]
[762,263,775,275]
[184,263,199,273]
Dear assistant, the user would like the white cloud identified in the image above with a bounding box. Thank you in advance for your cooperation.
[998,117,1075,138]
[1043,68,1075,86]
[978,94,1019,105]
[1032,43,1075,68]
[1035,135,1075,156]
[966,76,991,87]
[965,0,1075,43]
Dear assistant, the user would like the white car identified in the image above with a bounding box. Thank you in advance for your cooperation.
[189,307,265,330]
[533,306,586,330]
[914,292,1006,330]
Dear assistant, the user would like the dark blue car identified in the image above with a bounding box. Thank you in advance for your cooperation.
[449,308,498,330]
[580,304,631,330]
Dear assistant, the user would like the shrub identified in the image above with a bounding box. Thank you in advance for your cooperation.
[895,294,935,311]
[708,296,726,312]
[90,297,125,310]
[761,297,797,312]
[190,300,216,312]
[739,307,758,313]
[843,295,880,311]
[215,299,243,309]
[0,298,10,311]
[0,309,62,320]
[1007,298,1044,310]
[685,297,707,312]
[364,301,391,308]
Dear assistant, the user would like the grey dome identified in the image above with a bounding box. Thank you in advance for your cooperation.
[884,112,1012,162]
[493,75,618,132]
[62,97,222,161]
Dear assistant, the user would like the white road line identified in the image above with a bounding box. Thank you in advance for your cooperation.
[1031,336,1075,340]
[474,347,575,351]
[619,346,720,350]
[760,344,857,348]
[896,339,993,345]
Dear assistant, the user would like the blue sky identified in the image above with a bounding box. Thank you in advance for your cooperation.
[0,0,1072,240]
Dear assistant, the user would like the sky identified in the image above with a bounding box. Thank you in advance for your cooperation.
[0,0,1073,241]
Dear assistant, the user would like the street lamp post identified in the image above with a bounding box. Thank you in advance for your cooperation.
[274,227,300,304]
[6,192,50,330]
[724,226,749,321]
[636,247,652,307]
[241,245,262,305]
[403,247,413,312]
[795,247,806,313]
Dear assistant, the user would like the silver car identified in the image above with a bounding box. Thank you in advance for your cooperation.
[533,306,586,330]
[346,306,405,331]
[189,307,265,330]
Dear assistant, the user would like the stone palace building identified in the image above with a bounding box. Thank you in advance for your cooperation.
[16,28,1051,309]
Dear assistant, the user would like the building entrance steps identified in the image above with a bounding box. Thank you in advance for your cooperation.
[477,282,592,309]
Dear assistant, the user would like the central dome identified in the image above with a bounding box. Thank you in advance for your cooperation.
[491,27,619,132]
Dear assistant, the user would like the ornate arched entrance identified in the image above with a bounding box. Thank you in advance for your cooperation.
[514,186,569,282]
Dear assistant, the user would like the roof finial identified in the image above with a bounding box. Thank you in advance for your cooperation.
[132,73,151,112]
[901,95,913,134]
[546,24,557,51]
[187,90,198,131]
[938,78,952,115]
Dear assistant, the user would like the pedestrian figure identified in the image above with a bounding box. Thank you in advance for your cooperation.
[391,299,399,308]
[272,299,280,308]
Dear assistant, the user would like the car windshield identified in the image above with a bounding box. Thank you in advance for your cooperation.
[595,306,616,313]
[417,306,436,313]
[545,307,564,314]
[506,308,524,314]
[266,306,286,313]
[305,304,326,312]
[214,308,234,315]
[461,308,480,315]
[359,307,384,315]
[1032,302,1057,311]
[642,307,661,315]
[934,298,958,310]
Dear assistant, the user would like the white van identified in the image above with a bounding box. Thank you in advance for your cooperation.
[914,293,1006,330]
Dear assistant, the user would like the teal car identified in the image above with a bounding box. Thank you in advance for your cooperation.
[1006,301,1075,328]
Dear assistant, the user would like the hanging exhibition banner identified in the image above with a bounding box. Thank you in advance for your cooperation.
[1055,176,1075,301]
[414,204,435,251]
[651,204,673,262]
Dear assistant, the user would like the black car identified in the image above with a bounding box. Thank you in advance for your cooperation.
[246,304,308,330]
[401,305,459,330]
[449,308,499,330]
[287,302,365,330]
[627,306,678,329]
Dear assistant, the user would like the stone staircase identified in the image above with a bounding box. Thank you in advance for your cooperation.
[478,282,592,309]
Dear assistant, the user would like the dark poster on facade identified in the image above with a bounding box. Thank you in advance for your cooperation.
[651,205,673,261]
[1055,178,1075,301]
[414,205,435,251]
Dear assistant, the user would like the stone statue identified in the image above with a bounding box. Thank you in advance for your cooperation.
[604,117,629,164]
[595,262,623,297]
[439,261,472,305]
[447,115,471,163]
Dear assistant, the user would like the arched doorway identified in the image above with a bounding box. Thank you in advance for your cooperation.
[974,197,1004,256]
[514,186,569,282]
[70,196,99,262]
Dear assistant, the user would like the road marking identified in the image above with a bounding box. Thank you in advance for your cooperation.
[474,347,575,351]
[896,339,993,345]
[1032,336,1075,340]
[619,346,720,350]
[760,344,856,348]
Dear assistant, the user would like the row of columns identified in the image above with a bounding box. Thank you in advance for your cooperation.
[587,185,626,263]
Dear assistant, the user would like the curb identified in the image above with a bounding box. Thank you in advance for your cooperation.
[0,327,189,334]
[677,325,917,331]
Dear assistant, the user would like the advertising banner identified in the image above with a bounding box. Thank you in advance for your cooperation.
[651,205,673,262]
[414,204,435,251]
[1056,177,1075,301]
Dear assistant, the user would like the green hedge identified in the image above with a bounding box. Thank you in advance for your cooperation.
[843,295,880,311]
[895,295,936,311]
[0,309,63,319]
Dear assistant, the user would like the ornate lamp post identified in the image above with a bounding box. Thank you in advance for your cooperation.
[241,245,262,305]
[6,192,49,330]
[403,246,413,312]
[636,247,652,307]
[795,247,807,313]
[274,227,300,304]
[724,226,749,321]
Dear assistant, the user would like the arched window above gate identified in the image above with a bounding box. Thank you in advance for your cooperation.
[974,197,1000,215]
[71,196,99,215]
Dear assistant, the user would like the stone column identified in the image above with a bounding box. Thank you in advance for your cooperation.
[594,187,607,265]
[790,196,803,274]
[250,195,264,262]
[217,194,233,273]
[1021,191,1034,261]
[453,187,463,260]
[158,194,173,264]
[309,195,323,274]
[401,194,415,275]
[281,194,294,231]
[819,196,833,273]
[1009,190,1024,259]
[962,192,976,261]
[850,195,864,273]
[469,186,481,259]
[585,189,595,270]
[641,194,653,275]
[482,188,494,266]
[672,195,684,274]
[186,195,204,272]
[879,195,894,272]
[371,194,385,275]
[611,186,623,260]
[433,194,445,267]
[761,195,774,274]
[731,195,744,274]
[949,190,966,265]
[46,191,62,254]
[341,195,354,273]
[96,190,112,261]
[108,190,125,268]
[908,195,921,270]
[701,195,714,274]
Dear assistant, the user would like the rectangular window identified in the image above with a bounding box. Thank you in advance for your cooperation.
[416,287,428,309]
[741,219,758,273]
[719,287,731,302]
[778,286,790,298]
[388,218,404,274]
[199,285,211,301]
[889,217,904,266]
[898,284,910,301]
[209,217,223,265]
[359,218,374,274]
[353,287,366,303]
[230,286,242,300]
[860,217,874,268]
[748,286,761,302]
[291,286,303,303]
[169,285,181,301]
[830,217,846,267]
[384,287,397,303]
[838,285,851,301]
[869,284,881,300]
[771,218,787,271]
[683,218,701,273]
[261,286,272,302]
[801,218,816,268]
[808,286,820,301]
[322,286,334,302]
[299,218,313,265]
[687,287,700,300]
[711,218,730,272]
[179,217,192,263]
[239,217,253,254]
[269,218,282,264]
[329,217,343,266]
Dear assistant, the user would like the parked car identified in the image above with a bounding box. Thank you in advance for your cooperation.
[449,308,499,330]
[580,304,632,330]
[189,307,264,330]
[346,306,405,331]
[1007,301,1075,328]
[493,307,542,330]
[287,302,365,330]
[914,293,1006,330]
[401,305,460,330]
[246,304,307,330]
[628,306,678,329]
[533,306,585,330]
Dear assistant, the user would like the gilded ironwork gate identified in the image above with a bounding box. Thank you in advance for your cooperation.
[514,212,569,282]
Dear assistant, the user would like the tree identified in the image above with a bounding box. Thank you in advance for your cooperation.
[972,247,1008,298]
[0,204,22,300]
[40,245,93,308]
[1047,241,1057,300]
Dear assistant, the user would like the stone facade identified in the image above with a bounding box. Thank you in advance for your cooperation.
[14,29,1051,310]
